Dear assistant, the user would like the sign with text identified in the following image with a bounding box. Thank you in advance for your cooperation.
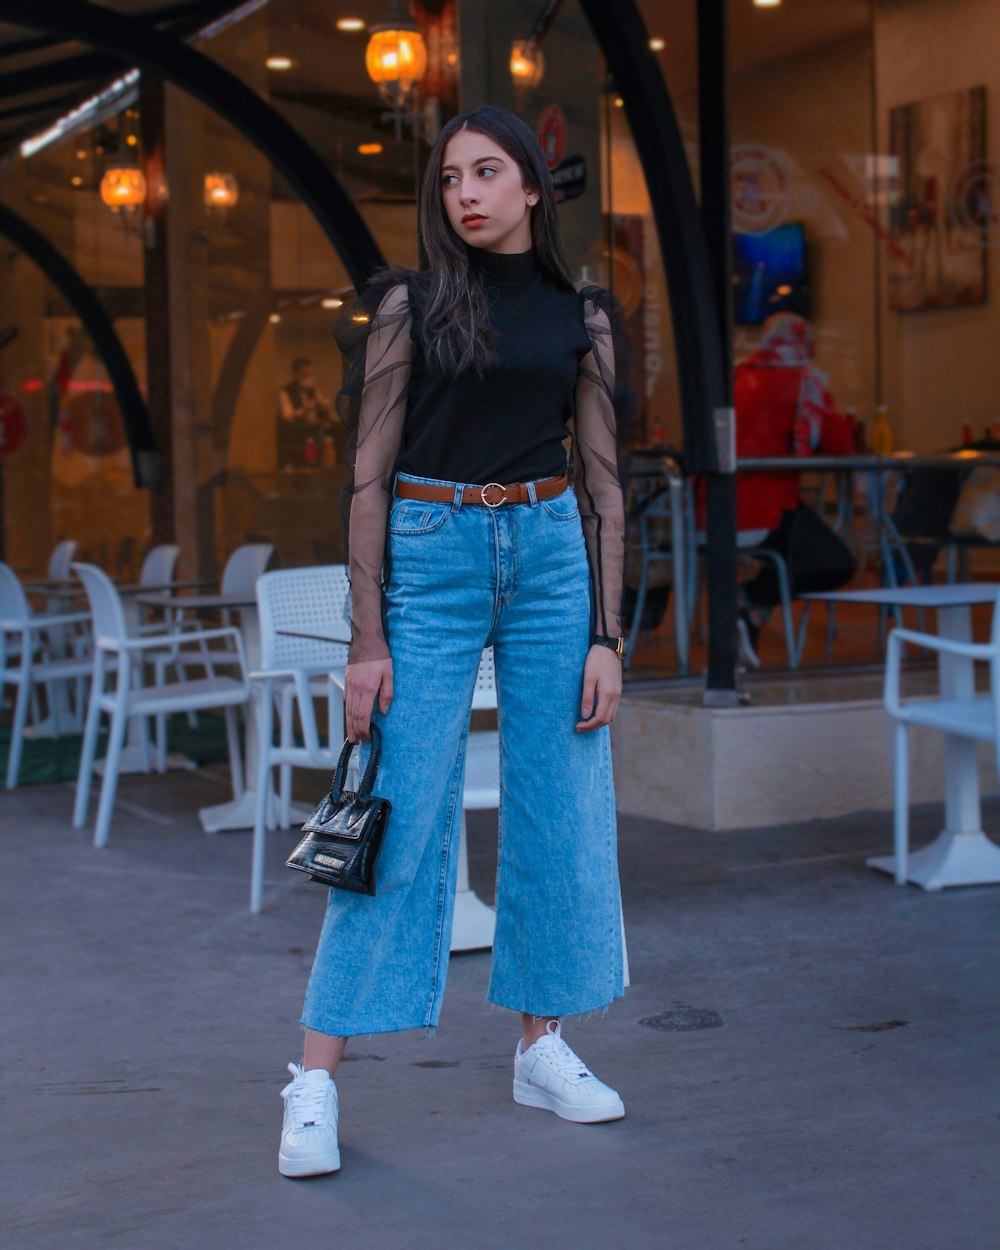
[536,104,567,170]
[552,155,586,204]
[0,394,27,460]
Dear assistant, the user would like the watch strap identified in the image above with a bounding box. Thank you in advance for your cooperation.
[591,633,624,660]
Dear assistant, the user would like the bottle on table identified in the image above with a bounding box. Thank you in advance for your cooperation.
[870,404,893,455]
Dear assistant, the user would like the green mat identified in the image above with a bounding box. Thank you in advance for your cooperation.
[0,712,238,787]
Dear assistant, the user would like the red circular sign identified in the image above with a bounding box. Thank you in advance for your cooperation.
[60,389,126,458]
[536,104,567,171]
[0,394,27,460]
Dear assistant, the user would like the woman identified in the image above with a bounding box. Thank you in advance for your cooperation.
[730,312,854,666]
[278,106,627,1179]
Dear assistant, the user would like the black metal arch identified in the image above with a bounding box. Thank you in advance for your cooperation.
[0,201,160,487]
[577,0,726,474]
[578,0,738,695]
[1,0,386,290]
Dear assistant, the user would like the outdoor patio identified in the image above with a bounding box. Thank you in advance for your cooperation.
[2,760,998,1249]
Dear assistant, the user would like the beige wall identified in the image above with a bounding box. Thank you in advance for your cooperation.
[875,0,1000,451]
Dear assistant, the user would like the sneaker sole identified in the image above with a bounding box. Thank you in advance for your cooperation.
[513,1078,625,1124]
[278,1150,341,1178]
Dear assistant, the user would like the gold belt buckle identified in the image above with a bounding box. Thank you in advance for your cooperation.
[480,482,506,508]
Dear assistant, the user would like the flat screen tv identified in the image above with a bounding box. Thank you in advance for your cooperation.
[732,223,809,325]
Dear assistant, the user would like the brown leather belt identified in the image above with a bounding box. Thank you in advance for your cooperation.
[394,473,568,509]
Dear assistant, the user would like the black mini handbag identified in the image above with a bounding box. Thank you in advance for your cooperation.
[285,726,392,895]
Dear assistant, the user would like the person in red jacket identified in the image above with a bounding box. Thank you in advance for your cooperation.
[734,313,855,665]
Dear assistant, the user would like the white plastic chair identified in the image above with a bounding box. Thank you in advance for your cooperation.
[884,594,1000,886]
[182,543,274,682]
[46,540,78,581]
[72,563,250,848]
[0,563,92,789]
[223,543,274,597]
[140,544,180,586]
[249,565,351,912]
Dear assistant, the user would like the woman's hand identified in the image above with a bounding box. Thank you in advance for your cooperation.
[344,658,393,741]
[575,645,622,732]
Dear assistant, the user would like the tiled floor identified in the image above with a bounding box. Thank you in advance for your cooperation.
[2,764,998,1249]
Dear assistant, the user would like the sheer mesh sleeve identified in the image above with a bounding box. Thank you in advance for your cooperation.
[572,290,625,639]
[336,280,413,663]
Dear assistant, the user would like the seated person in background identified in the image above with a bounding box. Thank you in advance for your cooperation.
[277,356,332,470]
[734,313,855,666]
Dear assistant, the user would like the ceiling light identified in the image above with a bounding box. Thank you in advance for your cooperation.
[614,97,624,109]
[649,37,665,51]
[322,297,344,309]
[126,134,138,146]
[269,313,281,324]
[753,0,782,7]
[75,149,87,160]
[510,40,545,88]
[336,17,365,31]
[266,55,294,71]
[358,142,383,155]
[71,175,83,187]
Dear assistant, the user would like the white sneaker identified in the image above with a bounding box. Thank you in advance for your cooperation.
[513,1021,625,1124]
[278,1063,341,1177]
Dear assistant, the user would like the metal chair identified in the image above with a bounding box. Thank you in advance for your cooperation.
[249,565,351,913]
[72,563,249,848]
[623,457,694,674]
[0,563,92,789]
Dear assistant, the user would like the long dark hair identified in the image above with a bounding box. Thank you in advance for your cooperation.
[417,105,575,376]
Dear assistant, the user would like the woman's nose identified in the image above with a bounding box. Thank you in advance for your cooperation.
[460,181,479,205]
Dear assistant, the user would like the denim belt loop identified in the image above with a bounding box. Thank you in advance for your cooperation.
[526,480,539,508]
[451,482,464,512]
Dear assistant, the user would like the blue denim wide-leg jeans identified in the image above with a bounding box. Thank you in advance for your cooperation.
[302,472,624,1036]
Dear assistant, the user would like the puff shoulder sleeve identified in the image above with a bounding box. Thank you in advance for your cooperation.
[337,280,413,664]
[572,290,625,639]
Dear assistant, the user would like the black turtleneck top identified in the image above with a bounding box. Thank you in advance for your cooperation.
[397,248,591,484]
[337,248,624,664]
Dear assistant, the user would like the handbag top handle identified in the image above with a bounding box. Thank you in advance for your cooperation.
[329,725,383,803]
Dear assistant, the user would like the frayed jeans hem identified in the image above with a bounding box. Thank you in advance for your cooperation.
[300,1015,439,1039]
[485,987,624,1021]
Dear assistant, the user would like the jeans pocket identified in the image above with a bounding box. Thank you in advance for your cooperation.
[540,488,580,520]
[389,500,450,535]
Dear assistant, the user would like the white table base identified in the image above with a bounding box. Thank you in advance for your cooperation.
[868,830,1000,890]
[200,789,310,834]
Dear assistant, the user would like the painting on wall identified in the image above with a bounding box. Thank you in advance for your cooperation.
[888,86,987,312]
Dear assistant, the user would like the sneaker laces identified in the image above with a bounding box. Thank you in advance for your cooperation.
[281,1062,334,1128]
[532,1022,594,1081]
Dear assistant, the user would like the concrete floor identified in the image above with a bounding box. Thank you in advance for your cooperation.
[2,764,999,1250]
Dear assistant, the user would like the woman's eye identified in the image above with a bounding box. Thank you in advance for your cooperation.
[477,166,497,178]
[441,173,458,187]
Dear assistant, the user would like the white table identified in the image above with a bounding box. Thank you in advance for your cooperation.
[808,584,1000,888]
[140,591,259,831]
[22,577,206,751]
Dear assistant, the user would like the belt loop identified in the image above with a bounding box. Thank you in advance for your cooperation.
[526,479,539,507]
[451,482,464,512]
